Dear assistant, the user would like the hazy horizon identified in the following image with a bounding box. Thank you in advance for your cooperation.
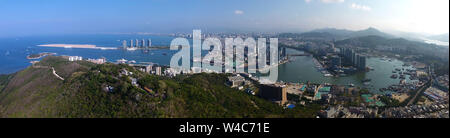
[0,0,448,37]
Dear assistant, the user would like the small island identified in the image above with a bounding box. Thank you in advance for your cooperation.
[27,52,56,59]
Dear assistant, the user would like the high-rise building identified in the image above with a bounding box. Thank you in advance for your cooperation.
[122,40,127,48]
[130,40,134,47]
[147,39,152,47]
[145,65,152,74]
[279,47,287,60]
[142,39,146,48]
[331,56,341,67]
[135,39,139,47]
[259,84,287,105]
[358,55,366,70]
[156,67,162,76]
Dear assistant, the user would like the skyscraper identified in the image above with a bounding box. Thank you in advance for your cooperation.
[358,55,366,70]
[135,39,139,47]
[156,67,162,76]
[331,56,341,68]
[122,40,127,48]
[352,51,356,66]
[130,40,134,47]
[147,39,152,47]
[142,39,146,48]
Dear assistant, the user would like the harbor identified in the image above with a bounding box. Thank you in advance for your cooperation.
[276,48,420,94]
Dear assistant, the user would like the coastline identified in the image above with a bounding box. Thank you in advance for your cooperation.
[26,52,56,59]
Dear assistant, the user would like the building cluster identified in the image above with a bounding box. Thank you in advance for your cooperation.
[86,58,106,64]
[423,87,449,103]
[226,74,256,95]
[319,105,378,118]
[66,56,106,64]
[227,75,246,88]
[132,64,163,76]
[382,103,449,118]
[68,56,82,61]
[434,75,449,92]
[122,39,152,48]
[170,32,276,40]
[339,47,367,71]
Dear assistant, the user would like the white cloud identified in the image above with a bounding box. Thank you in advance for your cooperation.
[234,10,244,15]
[350,3,371,11]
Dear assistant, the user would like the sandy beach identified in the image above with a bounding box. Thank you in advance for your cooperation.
[38,44,97,48]
[37,44,117,50]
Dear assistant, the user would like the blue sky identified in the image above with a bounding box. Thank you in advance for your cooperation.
[0,0,448,37]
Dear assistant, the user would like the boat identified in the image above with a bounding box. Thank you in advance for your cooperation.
[362,79,372,83]
[128,60,136,64]
[117,58,127,64]
[348,83,355,87]
[391,74,398,79]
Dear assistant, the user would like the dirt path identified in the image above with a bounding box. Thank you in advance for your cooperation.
[32,65,64,81]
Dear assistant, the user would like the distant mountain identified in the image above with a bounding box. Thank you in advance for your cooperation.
[428,33,449,42]
[350,27,394,38]
[385,31,449,46]
[335,35,449,59]
[310,28,354,37]
[310,27,394,40]
[278,32,337,41]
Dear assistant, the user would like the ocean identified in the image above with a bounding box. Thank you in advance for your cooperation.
[0,34,180,74]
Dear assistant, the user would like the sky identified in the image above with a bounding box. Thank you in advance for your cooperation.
[0,0,448,37]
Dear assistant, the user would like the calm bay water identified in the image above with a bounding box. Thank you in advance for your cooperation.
[278,48,417,93]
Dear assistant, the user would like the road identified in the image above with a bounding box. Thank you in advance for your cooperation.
[407,66,432,106]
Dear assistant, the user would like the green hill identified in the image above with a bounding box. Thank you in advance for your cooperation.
[0,56,320,118]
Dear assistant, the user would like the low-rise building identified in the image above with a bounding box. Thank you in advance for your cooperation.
[259,84,287,105]
[227,75,245,88]
[68,56,83,61]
